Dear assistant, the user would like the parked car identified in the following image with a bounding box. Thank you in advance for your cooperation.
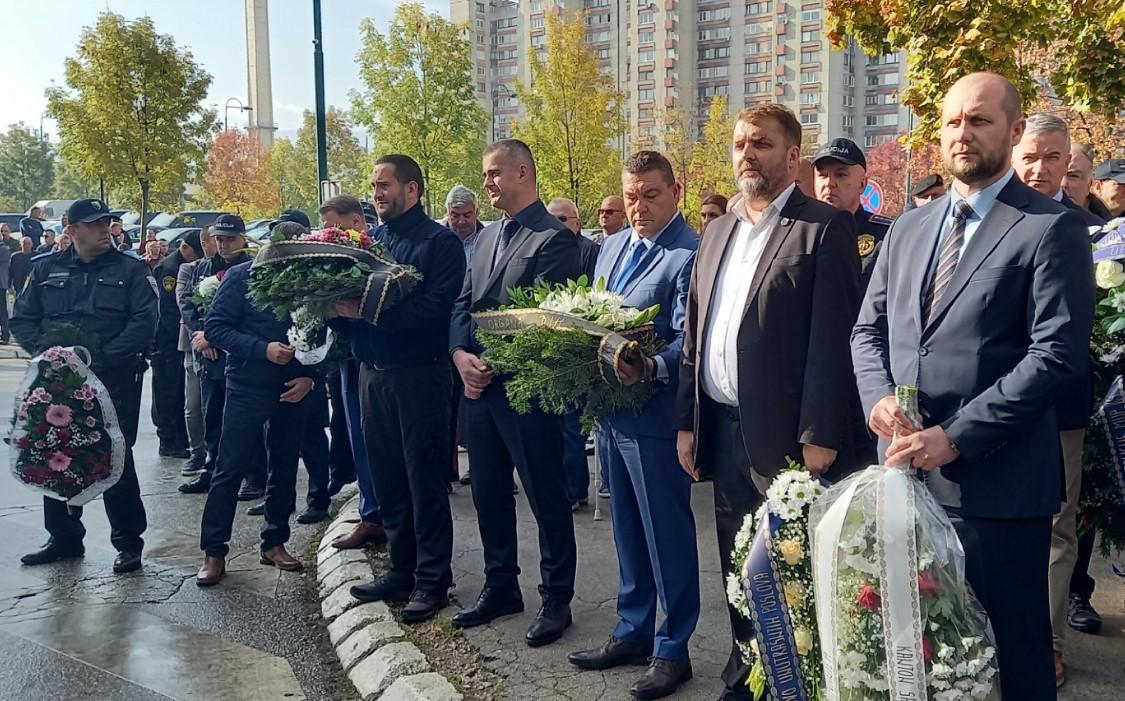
[0,213,24,232]
[120,210,163,228]
[146,210,223,233]
[246,219,273,241]
[30,200,77,219]
[134,227,200,253]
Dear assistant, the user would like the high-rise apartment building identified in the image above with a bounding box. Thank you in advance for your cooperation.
[451,0,911,155]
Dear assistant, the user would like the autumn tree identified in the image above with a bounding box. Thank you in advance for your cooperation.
[684,97,735,227]
[351,2,485,216]
[634,106,697,212]
[51,154,100,201]
[200,130,278,219]
[0,124,54,211]
[864,138,945,216]
[513,10,624,222]
[46,12,215,225]
[269,108,369,217]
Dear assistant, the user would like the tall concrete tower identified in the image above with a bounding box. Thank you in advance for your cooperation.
[245,0,276,149]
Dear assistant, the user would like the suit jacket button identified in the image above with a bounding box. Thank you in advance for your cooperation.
[918,347,929,356]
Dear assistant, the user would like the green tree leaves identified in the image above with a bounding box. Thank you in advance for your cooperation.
[0,124,55,212]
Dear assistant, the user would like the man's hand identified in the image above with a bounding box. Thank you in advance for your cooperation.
[201,348,219,361]
[191,330,211,351]
[453,349,494,393]
[330,299,362,319]
[616,350,652,386]
[266,342,295,365]
[884,426,959,471]
[280,377,314,403]
[677,430,699,480]
[801,443,837,476]
[869,394,916,440]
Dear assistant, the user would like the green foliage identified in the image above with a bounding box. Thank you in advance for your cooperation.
[685,96,735,230]
[0,124,55,211]
[269,108,369,215]
[351,2,486,217]
[247,260,375,320]
[46,12,216,223]
[51,154,100,201]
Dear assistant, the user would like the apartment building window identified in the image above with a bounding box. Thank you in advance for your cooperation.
[493,17,517,30]
[845,73,855,87]
[865,93,879,105]
[746,41,768,55]
[801,29,820,43]
[699,27,732,41]
[800,50,818,64]
[699,8,732,21]
[801,70,820,84]
[745,60,771,75]
[639,107,654,119]
[841,115,854,127]
[638,11,654,24]
[699,84,730,98]
[884,93,898,104]
[531,34,545,46]
[699,65,730,79]
[585,0,610,7]
[597,47,611,59]
[843,52,851,67]
[638,88,655,100]
[800,9,821,22]
[746,22,771,35]
[699,46,731,60]
[865,113,899,127]
[867,54,900,66]
[638,69,654,81]
[477,33,485,44]
[530,0,543,10]
[800,112,819,125]
[587,13,612,25]
[639,31,655,43]
[867,72,901,86]
[799,91,819,105]
[745,80,770,94]
[745,1,772,16]
[477,82,486,92]
[865,135,877,148]
[639,50,655,62]
[531,16,545,29]
[476,2,485,12]
[587,30,611,42]
[842,94,854,107]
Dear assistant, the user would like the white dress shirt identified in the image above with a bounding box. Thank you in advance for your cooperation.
[701,183,797,406]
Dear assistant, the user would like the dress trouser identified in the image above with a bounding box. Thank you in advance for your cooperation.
[44,366,147,553]
[601,422,700,660]
[0,291,10,342]
[449,363,465,482]
[341,359,381,523]
[326,368,356,484]
[1071,530,1097,598]
[359,361,453,593]
[150,347,188,449]
[700,396,766,698]
[1049,428,1085,655]
[301,384,331,511]
[183,354,205,459]
[463,379,576,603]
[562,408,589,504]
[200,383,310,557]
[200,368,267,485]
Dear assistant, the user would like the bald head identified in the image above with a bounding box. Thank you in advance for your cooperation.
[947,72,1023,123]
[546,197,581,234]
[599,195,626,234]
[941,72,1026,189]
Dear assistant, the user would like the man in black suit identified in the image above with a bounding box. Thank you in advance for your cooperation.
[450,139,581,647]
[674,104,862,700]
[852,73,1094,700]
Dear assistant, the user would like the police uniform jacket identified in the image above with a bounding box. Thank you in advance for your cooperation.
[153,250,190,352]
[180,252,252,379]
[11,247,158,372]
[854,207,894,294]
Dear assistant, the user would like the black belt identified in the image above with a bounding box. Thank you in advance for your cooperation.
[364,355,445,372]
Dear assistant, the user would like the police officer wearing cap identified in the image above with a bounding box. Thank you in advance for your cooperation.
[150,231,204,462]
[812,138,895,294]
[1092,158,1125,220]
[11,198,158,573]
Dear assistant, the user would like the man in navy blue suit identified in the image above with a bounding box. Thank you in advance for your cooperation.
[568,151,699,700]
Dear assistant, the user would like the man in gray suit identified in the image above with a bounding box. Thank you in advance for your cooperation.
[852,72,1094,700]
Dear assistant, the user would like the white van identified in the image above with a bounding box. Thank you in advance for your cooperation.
[31,199,78,219]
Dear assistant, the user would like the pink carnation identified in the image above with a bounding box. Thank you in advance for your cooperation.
[45,404,73,427]
[83,401,95,411]
[85,416,97,428]
[47,452,72,472]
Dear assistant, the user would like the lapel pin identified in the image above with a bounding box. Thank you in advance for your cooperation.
[780,217,792,226]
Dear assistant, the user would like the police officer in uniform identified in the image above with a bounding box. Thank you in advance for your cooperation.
[811,138,895,294]
[12,199,158,573]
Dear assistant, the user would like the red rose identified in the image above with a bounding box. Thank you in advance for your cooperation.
[216,269,226,281]
[857,584,881,611]
[35,423,48,434]
[58,428,71,443]
[917,571,941,598]
[923,636,935,662]
[51,382,66,394]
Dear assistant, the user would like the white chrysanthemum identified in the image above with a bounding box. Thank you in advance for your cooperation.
[726,572,748,614]
[1110,291,1125,313]
[1095,259,1125,289]
[197,275,220,297]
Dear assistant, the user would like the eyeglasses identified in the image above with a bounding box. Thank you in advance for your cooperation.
[598,208,621,216]
[557,215,574,223]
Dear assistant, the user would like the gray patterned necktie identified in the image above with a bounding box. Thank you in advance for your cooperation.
[923,200,975,324]
[492,219,520,274]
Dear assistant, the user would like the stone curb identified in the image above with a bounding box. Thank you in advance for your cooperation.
[317,494,462,701]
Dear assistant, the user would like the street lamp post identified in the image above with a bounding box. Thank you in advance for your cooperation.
[491,84,515,143]
[313,0,329,203]
[224,97,252,131]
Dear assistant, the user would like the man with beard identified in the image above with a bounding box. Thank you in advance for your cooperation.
[853,73,1093,699]
[675,104,861,699]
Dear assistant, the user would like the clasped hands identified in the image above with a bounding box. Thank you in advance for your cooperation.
[868,395,958,471]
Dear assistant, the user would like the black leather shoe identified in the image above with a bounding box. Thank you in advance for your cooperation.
[568,635,650,670]
[20,541,84,566]
[326,475,355,497]
[350,576,413,604]
[246,502,266,516]
[451,587,524,628]
[630,657,692,700]
[113,551,142,574]
[237,484,265,501]
[1068,593,1102,634]
[297,507,329,524]
[401,589,448,624]
[526,600,572,647]
[178,474,211,494]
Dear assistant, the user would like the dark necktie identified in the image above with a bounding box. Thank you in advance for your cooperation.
[611,239,647,293]
[923,200,975,324]
[492,219,520,274]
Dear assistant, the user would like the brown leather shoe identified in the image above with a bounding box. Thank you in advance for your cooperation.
[260,545,303,571]
[1055,652,1066,688]
[196,556,225,586]
[331,521,388,549]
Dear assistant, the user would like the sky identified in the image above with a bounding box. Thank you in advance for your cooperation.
[0,0,449,141]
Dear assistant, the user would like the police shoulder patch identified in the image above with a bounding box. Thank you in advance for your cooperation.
[162,276,176,293]
[857,233,877,257]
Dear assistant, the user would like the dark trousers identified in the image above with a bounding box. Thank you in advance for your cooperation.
[1070,529,1097,598]
[150,348,188,449]
[563,408,589,504]
[701,396,763,697]
[327,368,356,484]
[301,385,331,511]
[200,369,266,486]
[199,385,310,557]
[449,364,464,482]
[0,292,9,342]
[954,515,1055,700]
[359,362,454,593]
[464,380,576,603]
[342,359,381,523]
[44,368,147,553]
[601,423,700,660]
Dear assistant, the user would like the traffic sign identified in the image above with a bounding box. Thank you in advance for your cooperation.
[861,180,884,214]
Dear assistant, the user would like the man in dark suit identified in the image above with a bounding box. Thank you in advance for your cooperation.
[674,104,862,700]
[852,73,1094,700]
[449,139,581,647]
[568,151,699,700]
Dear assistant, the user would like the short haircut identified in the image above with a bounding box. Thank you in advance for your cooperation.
[624,150,676,185]
[318,195,364,218]
[484,139,536,177]
[1072,141,1095,164]
[200,224,213,239]
[547,197,578,215]
[702,193,729,211]
[375,154,426,199]
[735,104,802,150]
[1024,113,1070,150]
[445,184,477,209]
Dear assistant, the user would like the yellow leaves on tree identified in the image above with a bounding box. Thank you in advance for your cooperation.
[201,130,277,220]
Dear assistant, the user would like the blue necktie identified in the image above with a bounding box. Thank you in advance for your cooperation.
[612,240,647,293]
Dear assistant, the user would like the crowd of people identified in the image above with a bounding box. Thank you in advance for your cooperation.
[4,69,1124,701]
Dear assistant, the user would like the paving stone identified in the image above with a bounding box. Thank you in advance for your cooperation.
[336,621,406,672]
[316,548,369,581]
[321,584,364,621]
[347,642,430,701]
[318,562,372,597]
[380,673,463,701]
[327,602,394,646]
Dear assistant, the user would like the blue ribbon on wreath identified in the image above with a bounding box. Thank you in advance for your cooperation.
[1099,375,1125,504]
[741,513,807,701]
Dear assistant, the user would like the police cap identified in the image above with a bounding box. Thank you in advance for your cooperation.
[1094,159,1125,183]
[212,213,247,237]
[812,138,866,170]
[269,208,311,231]
[67,198,114,224]
[911,174,944,197]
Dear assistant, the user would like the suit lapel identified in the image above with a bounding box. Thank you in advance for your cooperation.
[907,197,948,334]
[742,189,803,314]
[622,217,683,295]
[697,214,739,329]
[482,223,532,294]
